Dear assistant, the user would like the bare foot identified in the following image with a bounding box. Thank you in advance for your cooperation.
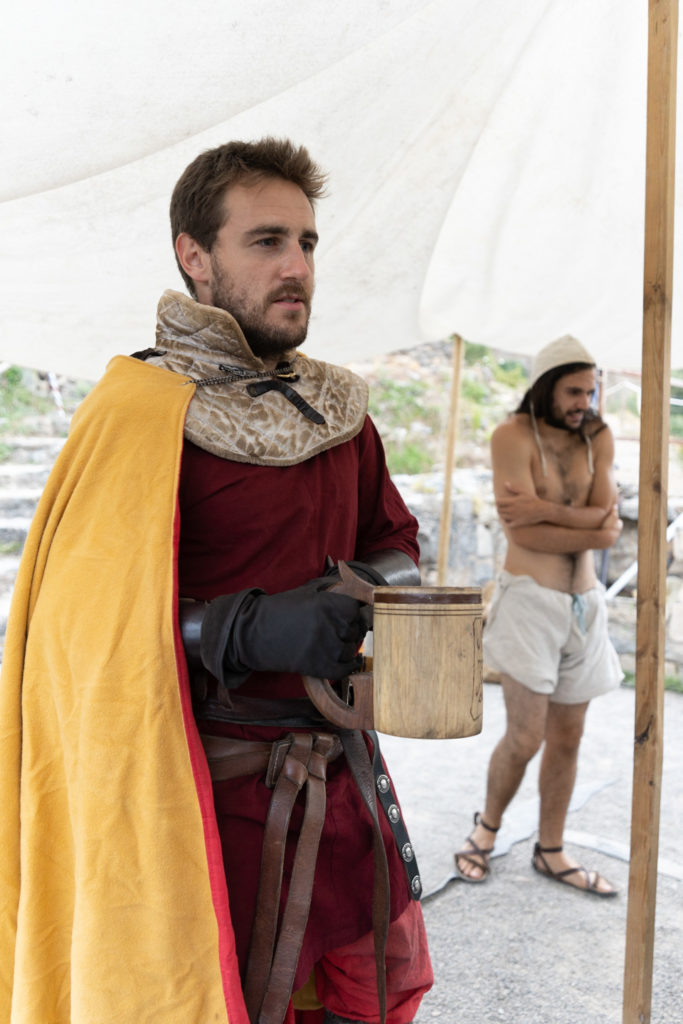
[454,813,499,882]
[532,844,618,896]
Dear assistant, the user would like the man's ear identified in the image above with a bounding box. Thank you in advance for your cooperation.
[175,233,211,289]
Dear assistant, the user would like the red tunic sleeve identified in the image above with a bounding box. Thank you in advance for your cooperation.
[354,415,420,565]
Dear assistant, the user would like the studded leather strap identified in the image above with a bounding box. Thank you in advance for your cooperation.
[368,730,422,900]
[339,731,390,1024]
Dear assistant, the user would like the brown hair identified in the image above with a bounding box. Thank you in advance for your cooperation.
[170,137,327,296]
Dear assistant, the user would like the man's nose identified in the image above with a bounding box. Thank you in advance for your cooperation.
[280,244,312,281]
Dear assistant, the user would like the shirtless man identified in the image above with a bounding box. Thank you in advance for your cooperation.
[455,335,623,896]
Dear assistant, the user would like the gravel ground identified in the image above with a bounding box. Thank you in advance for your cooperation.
[379,682,683,1023]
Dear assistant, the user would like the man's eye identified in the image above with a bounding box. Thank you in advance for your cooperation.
[256,237,278,247]
[301,240,315,254]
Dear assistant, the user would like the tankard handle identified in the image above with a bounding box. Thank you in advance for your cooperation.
[302,671,374,731]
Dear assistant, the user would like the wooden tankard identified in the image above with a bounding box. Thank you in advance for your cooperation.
[304,564,483,739]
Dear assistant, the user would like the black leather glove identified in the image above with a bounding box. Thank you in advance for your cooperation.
[199,578,369,687]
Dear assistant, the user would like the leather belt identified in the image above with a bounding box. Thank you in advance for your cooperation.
[197,694,330,729]
[199,729,393,1024]
[201,731,344,1024]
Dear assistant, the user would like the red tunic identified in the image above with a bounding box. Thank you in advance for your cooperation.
[177,416,420,990]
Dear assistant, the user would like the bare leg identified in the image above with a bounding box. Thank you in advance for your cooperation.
[456,674,548,880]
[534,700,616,894]
[538,699,587,847]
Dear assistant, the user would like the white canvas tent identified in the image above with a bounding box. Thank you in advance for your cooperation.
[1,0,679,380]
[1,3,679,1023]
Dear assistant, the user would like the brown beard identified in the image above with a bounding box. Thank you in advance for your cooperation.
[210,258,311,358]
[238,319,307,360]
[546,412,583,434]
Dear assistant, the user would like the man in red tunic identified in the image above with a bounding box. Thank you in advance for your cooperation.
[142,138,432,1024]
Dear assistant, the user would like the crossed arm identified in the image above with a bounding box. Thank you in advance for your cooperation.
[492,422,622,554]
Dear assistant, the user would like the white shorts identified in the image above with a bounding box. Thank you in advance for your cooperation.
[483,571,623,704]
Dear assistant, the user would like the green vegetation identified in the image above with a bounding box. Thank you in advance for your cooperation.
[368,376,441,476]
[492,358,528,390]
[0,366,53,430]
[0,366,93,439]
[368,377,441,430]
[468,407,482,433]
[382,441,434,476]
[362,340,527,474]
[621,670,683,694]
[464,342,490,367]
[465,343,528,389]
[461,378,487,403]
[0,539,24,556]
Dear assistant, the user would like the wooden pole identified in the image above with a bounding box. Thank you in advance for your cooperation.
[623,2,677,1022]
[436,334,464,585]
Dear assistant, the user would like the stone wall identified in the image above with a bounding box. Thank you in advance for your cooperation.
[394,468,502,587]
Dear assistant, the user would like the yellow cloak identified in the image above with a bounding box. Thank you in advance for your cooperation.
[0,357,248,1023]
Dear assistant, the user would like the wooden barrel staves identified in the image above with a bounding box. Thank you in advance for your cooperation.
[372,586,483,739]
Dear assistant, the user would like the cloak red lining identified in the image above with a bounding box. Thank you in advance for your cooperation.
[0,356,248,1023]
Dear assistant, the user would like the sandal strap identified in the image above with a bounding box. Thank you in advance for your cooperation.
[474,811,500,834]
[533,842,565,878]
[534,844,590,882]
[455,831,494,880]
[455,850,491,872]
[555,865,612,892]
[456,835,493,863]
[532,843,617,895]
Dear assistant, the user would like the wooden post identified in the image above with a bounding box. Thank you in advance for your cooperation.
[437,334,464,585]
[623,2,677,1022]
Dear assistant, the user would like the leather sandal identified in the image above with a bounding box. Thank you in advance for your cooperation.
[532,842,618,897]
[454,811,499,883]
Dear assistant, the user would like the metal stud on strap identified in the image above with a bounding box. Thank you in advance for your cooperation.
[368,729,423,902]
[376,773,391,794]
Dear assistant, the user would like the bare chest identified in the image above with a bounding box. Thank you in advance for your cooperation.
[532,437,593,506]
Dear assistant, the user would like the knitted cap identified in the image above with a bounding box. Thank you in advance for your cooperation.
[530,335,596,388]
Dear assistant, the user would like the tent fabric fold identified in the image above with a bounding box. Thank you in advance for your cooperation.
[0,355,248,1024]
